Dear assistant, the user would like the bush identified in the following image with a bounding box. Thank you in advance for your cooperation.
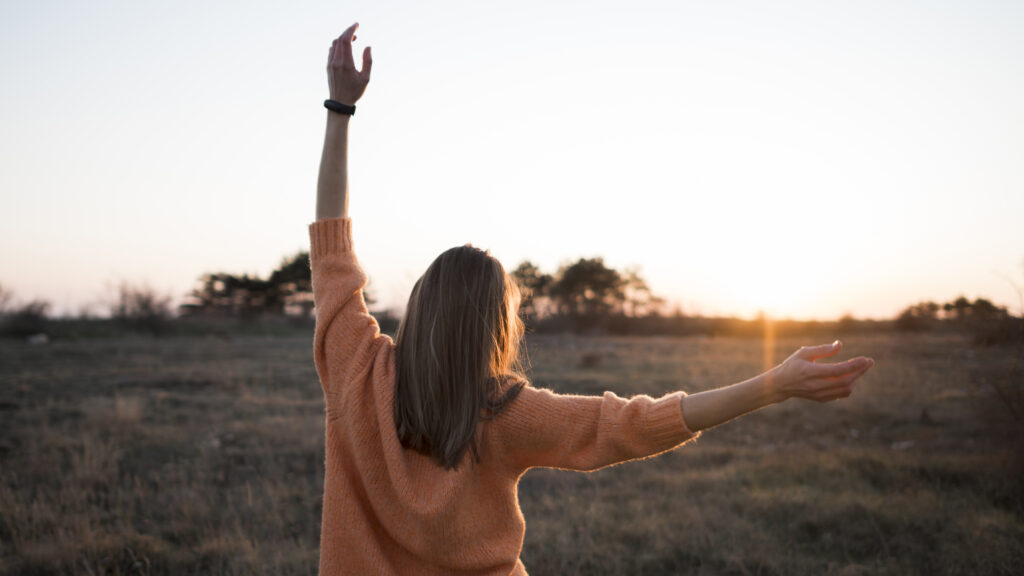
[0,283,12,314]
[0,299,50,338]
[110,281,174,335]
[973,316,1024,346]
[895,301,941,332]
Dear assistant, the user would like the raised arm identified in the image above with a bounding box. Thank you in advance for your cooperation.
[679,340,875,432]
[316,22,372,221]
[309,24,385,394]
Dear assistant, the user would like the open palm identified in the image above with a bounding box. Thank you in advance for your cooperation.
[772,341,875,402]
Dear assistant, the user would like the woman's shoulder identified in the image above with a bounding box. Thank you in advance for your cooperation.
[485,382,570,434]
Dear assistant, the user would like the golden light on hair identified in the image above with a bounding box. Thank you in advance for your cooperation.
[393,245,527,470]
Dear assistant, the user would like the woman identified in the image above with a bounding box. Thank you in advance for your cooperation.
[310,23,875,575]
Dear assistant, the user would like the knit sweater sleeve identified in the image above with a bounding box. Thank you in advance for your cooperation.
[490,385,701,473]
[308,218,387,393]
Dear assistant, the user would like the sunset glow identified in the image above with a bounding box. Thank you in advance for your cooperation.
[1,0,1022,320]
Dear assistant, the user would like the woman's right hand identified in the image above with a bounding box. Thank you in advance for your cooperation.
[770,341,875,403]
[328,22,372,106]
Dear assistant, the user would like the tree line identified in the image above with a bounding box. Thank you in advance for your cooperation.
[895,296,1011,331]
[179,252,318,319]
[177,251,664,329]
[1,251,1020,342]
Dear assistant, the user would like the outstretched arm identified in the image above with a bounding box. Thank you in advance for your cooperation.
[316,22,372,221]
[679,340,874,432]
[490,341,873,473]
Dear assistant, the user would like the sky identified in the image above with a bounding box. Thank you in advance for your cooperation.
[1,0,1022,320]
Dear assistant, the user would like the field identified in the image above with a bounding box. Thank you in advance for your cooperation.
[1,331,1022,575]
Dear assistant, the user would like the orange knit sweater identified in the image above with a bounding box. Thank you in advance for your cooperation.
[309,218,701,575]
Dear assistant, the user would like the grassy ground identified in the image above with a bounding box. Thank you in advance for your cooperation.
[0,332,1021,575]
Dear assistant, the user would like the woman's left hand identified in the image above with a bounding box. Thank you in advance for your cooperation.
[328,22,372,106]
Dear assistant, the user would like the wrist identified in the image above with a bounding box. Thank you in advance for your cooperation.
[762,366,789,404]
[325,112,351,129]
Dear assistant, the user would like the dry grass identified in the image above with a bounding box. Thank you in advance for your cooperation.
[0,332,1021,575]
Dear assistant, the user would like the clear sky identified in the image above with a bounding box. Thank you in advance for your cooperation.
[2,0,1022,320]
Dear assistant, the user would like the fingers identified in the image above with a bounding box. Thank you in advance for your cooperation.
[361,46,372,79]
[340,22,358,42]
[325,23,371,104]
[806,359,873,402]
[807,379,854,402]
[340,22,358,69]
[817,374,862,401]
[330,36,345,69]
[329,23,370,76]
[797,340,842,361]
[830,364,870,388]
[807,356,874,378]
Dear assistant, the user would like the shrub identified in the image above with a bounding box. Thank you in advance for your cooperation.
[973,316,1024,347]
[110,281,174,335]
[0,282,12,314]
[0,299,50,339]
[895,301,941,332]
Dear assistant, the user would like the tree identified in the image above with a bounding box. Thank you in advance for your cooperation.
[943,296,972,320]
[181,272,269,318]
[939,295,1008,324]
[181,250,317,318]
[970,297,1007,321]
[621,266,664,317]
[510,261,553,320]
[896,301,940,331]
[267,251,313,316]
[549,258,626,318]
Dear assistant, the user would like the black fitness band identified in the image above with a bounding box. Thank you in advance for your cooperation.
[324,99,356,115]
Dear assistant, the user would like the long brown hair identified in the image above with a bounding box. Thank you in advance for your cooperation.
[393,245,526,470]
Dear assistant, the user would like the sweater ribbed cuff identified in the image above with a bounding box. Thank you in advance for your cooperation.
[308,217,354,260]
[647,391,701,446]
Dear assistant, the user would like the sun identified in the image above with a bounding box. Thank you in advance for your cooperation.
[751,278,804,319]
[721,260,816,320]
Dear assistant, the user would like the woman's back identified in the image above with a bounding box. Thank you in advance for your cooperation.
[309,217,700,575]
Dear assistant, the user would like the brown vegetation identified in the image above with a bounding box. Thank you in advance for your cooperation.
[1,332,1022,574]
